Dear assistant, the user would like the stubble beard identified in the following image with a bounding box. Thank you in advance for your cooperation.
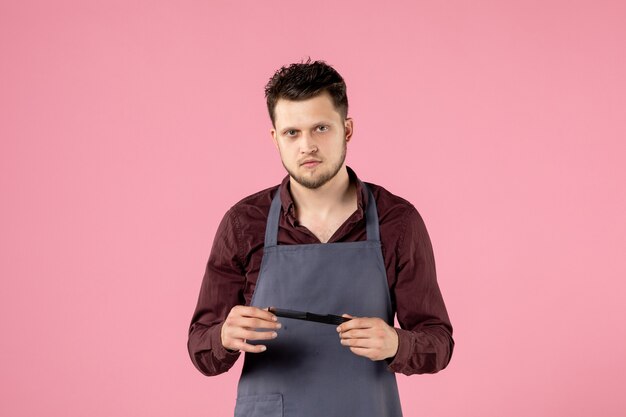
[283,139,347,190]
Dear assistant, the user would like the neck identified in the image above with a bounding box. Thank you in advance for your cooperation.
[289,166,354,217]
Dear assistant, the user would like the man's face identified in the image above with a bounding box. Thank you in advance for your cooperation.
[270,91,353,189]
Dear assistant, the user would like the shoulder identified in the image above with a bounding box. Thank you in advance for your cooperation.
[223,184,279,230]
[363,181,430,248]
[363,181,419,222]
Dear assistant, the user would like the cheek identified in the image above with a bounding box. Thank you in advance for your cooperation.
[277,143,298,160]
[284,142,300,155]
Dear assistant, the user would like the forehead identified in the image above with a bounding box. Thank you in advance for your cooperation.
[274,91,342,128]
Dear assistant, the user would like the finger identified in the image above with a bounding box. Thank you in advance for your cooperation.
[232,305,277,322]
[230,340,268,353]
[349,346,378,360]
[339,329,370,339]
[228,316,282,330]
[234,306,278,322]
[340,337,377,349]
[337,317,374,333]
[229,328,278,341]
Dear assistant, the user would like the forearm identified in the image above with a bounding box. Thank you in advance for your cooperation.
[187,321,240,376]
[387,324,454,375]
[187,208,247,376]
[389,205,455,375]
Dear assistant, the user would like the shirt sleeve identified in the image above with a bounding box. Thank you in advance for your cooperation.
[386,205,455,375]
[187,208,245,376]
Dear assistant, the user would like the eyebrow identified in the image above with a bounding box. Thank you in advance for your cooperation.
[280,121,332,133]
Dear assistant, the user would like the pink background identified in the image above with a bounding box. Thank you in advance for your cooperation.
[1,1,625,416]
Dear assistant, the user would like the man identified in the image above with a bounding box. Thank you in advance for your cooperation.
[188,58,454,417]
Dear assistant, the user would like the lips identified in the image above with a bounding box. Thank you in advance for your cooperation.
[300,159,321,167]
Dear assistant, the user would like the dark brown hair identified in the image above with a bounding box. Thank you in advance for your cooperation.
[264,57,348,127]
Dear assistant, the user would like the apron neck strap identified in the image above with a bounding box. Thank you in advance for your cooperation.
[264,180,380,247]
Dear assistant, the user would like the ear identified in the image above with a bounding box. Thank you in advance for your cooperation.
[270,127,279,150]
[344,117,354,143]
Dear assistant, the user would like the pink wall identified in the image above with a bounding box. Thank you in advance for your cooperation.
[1,1,625,416]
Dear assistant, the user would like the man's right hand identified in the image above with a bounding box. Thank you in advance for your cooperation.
[220,306,281,353]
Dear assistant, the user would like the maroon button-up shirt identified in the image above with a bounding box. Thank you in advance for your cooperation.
[188,166,454,376]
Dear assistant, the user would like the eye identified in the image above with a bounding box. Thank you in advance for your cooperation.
[285,129,297,137]
[317,125,329,132]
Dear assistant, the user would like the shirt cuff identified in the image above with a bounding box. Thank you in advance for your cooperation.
[386,327,412,373]
[210,321,241,363]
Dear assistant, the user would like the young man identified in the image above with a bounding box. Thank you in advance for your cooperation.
[188,59,454,417]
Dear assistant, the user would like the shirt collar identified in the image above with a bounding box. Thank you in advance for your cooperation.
[279,165,367,224]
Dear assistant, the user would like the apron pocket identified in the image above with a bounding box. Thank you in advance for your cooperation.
[234,393,283,417]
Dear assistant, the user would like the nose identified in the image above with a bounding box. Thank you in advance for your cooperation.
[300,131,318,153]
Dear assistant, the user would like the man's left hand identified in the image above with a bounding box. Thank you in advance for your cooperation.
[336,314,398,361]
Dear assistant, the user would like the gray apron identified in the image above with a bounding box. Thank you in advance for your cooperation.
[234,181,403,417]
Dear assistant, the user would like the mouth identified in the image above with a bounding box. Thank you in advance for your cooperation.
[300,159,321,168]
